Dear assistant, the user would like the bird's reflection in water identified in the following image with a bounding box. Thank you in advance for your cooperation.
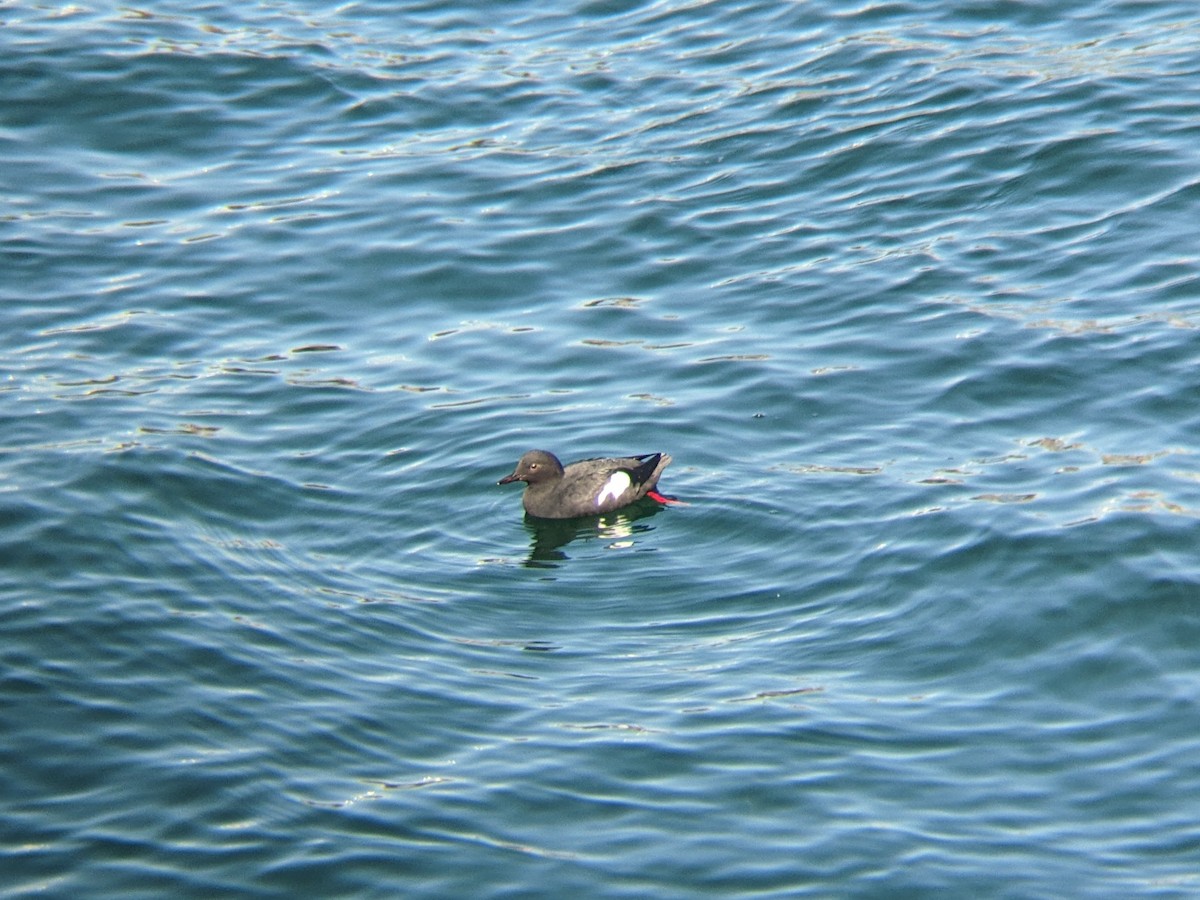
[521,501,665,568]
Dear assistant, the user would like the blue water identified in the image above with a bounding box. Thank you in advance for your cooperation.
[4,1,1200,896]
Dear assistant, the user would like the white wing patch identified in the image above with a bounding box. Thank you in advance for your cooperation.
[596,471,632,508]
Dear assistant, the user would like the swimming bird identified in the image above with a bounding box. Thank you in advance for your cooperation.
[498,449,674,519]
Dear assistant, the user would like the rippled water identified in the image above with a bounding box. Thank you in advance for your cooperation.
[4,1,1200,896]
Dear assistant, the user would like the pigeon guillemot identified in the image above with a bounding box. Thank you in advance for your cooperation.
[498,449,674,519]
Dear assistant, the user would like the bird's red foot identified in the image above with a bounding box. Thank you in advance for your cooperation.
[647,490,687,506]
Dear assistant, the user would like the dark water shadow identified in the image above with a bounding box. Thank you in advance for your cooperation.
[521,500,667,568]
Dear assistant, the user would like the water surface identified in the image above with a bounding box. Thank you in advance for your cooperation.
[4,1,1200,896]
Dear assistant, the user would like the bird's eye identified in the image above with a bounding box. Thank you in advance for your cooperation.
[530,463,539,469]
